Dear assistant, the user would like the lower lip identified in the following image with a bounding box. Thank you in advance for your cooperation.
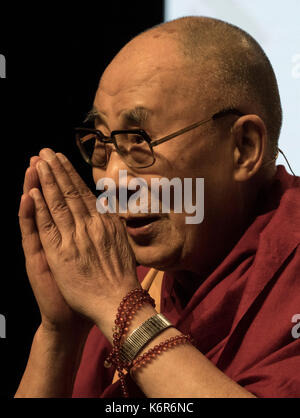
[126,220,158,237]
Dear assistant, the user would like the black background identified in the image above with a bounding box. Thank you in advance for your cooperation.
[0,1,164,398]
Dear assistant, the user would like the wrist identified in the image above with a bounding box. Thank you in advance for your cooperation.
[36,323,89,358]
[96,304,158,345]
[125,304,159,336]
[15,324,89,398]
[94,286,157,344]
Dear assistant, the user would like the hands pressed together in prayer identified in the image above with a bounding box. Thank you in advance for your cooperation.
[18,148,142,343]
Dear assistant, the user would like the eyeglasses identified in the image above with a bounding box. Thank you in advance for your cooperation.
[75,108,296,175]
[75,108,244,169]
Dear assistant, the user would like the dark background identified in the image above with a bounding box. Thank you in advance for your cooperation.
[0,1,164,398]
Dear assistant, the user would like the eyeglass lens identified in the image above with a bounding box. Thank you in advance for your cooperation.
[78,131,155,168]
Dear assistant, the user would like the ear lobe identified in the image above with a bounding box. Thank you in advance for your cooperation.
[232,115,267,182]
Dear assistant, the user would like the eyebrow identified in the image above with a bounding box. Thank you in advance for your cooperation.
[84,107,107,125]
[83,106,151,128]
[120,106,151,126]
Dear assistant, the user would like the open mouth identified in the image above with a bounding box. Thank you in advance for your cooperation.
[125,216,160,229]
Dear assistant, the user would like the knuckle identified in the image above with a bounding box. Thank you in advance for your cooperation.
[82,191,96,205]
[63,187,80,200]
[42,174,56,187]
[41,218,55,233]
[47,228,61,248]
[50,200,70,216]
[39,220,61,247]
[60,240,78,261]
[86,214,101,231]
[80,187,95,198]
[73,220,89,243]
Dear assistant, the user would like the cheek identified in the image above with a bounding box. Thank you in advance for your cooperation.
[92,168,103,185]
[158,213,192,258]
[202,169,234,219]
[129,214,188,269]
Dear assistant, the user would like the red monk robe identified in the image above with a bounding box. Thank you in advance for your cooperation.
[72,165,300,398]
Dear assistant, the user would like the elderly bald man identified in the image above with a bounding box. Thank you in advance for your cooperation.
[17,16,299,398]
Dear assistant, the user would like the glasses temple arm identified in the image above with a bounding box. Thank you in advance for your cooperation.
[150,117,212,147]
[151,109,243,148]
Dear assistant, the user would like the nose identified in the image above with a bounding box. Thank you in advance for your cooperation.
[104,148,129,185]
[93,149,139,212]
[92,146,122,183]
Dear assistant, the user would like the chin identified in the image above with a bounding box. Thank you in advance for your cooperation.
[133,242,183,271]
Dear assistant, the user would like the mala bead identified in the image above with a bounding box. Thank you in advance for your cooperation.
[104,288,194,398]
[104,288,156,397]
[130,334,193,375]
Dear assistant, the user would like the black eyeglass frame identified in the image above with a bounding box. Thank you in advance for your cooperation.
[75,108,296,175]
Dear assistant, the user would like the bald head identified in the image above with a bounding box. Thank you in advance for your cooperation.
[140,16,282,159]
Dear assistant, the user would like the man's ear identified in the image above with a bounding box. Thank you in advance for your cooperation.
[231,114,267,182]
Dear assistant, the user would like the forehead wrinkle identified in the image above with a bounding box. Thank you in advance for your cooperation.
[100,50,188,97]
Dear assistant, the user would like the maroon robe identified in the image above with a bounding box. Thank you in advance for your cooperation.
[72,166,300,398]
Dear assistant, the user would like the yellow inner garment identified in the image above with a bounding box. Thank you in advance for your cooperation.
[112,268,165,384]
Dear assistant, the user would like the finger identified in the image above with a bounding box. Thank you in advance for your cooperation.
[39,148,92,221]
[56,152,97,215]
[23,156,43,194]
[35,159,75,232]
[19,193,43,254]
[30,156,42,168]
[23,166,41,194]
[28,188,61,249]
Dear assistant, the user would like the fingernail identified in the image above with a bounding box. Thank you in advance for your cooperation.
[37,160,50,175]
[40,148,56,161]
[56,153,68,162]
[30,156,40,166]
[29,188,41,200]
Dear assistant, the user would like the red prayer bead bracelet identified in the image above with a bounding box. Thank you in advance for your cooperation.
[104,288,156,397]
[104,288,193,398]
[130,334,193,375]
